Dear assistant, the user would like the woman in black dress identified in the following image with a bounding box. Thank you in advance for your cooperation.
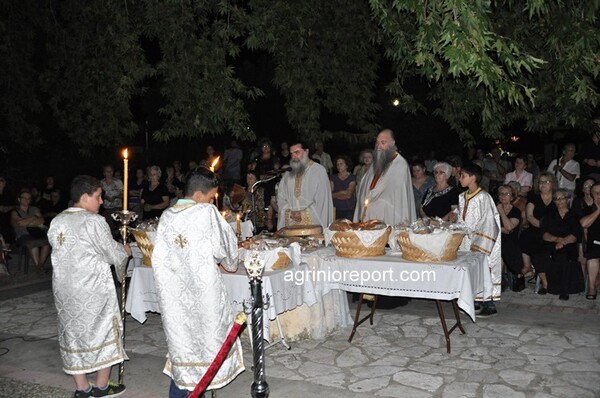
[533,189,584,299]
[519,172,557,276]
[497,184,525,291]
[140,165,170,220]
[420,162,460,221]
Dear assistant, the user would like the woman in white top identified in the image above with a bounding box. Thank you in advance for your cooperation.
[504,154,533,197]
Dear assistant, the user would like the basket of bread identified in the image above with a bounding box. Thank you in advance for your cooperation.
[239,237,301,271]
[396,218,465,262]
[326,219,391,258]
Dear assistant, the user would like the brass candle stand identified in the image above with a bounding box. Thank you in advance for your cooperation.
[111,209,138,384]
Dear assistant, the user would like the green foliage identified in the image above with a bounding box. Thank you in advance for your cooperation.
[142,0,260,143]
[246,0,381,143]
[40,0,153,155]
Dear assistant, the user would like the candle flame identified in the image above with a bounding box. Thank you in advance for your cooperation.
[364,199,369,206]
[210,156,220,169]
[236,213,240,221]
[122,148,128,159]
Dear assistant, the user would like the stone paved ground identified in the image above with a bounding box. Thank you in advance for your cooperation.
[1,283,599,398]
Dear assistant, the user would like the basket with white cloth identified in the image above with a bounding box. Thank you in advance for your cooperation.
[397,229,465,262]
[325,219,391,258]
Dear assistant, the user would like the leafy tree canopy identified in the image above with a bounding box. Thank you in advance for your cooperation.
[1,0,599,156]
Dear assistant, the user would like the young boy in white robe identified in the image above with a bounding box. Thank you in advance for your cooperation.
[48,175,132,398]
[152,168,243,398]
[453,163,502,317]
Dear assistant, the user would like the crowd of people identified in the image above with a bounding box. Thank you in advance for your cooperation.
[2,125,600,396]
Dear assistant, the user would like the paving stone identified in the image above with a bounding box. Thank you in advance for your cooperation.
[550,385,597,398]
[536,335,575,349]
[491,323,527,337]
[516,344,564,356]
[305,373,346,389]
[392,370,443,392]
[273,353,303,370]
[368,354,410,368]
[302,346,337,365]
[348,376,390,392]
[482,384,526,398]
[350,365,401,378]
[440,358,492,370]
[375,384,433,397]
[297,361,342,378]
[408,362,457,375]
[527,355,568,366]
[559,347,599,361]
[564,331,600,347]
[399,325,428,338]
[441,381,480,398]
[336,346,369,367]
[555,360,600,372]
[498,369,536,387]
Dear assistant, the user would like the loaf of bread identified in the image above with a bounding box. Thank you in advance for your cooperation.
[329,219,387,231]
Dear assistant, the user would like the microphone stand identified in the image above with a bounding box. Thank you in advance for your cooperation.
[251,174,280,234]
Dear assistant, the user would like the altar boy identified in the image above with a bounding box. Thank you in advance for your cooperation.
[152,168,244,398]
[453,163,501,317]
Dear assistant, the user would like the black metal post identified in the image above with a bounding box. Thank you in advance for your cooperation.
[250,278,269,398]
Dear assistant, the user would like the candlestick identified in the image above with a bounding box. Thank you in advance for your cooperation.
[361,198,369,222]
[122,148,129,211]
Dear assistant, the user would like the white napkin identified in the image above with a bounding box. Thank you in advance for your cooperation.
[324,227,389,248]
[407,229,450,258]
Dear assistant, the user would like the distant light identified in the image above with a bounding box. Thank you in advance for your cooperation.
[392,99,400,107]
[510,135,520,142]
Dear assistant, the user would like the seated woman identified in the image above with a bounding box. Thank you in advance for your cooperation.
[519,172,557,277]
[420,162,460,221]
[579,181,600,300]
[497,184,525,291]
[411,159,435,210]
[11,190,51,273]
[532,189,584,299]
[504,154,533,197]
[330,155,357,220]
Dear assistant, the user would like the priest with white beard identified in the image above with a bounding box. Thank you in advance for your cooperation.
[354,129,417,225]
[277,141,333,230]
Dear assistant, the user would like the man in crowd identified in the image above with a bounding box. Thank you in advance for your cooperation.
[152,168,243,398]
[354,129,416,225]
[547,143,580,195]
[48,175,131,398]
[311,140,334,175]
[277,141,333,230]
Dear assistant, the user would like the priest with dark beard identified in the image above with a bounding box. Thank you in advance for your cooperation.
[277,141,333,230]
[354,129,416,225]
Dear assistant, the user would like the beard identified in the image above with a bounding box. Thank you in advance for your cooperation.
[373,145,397,176]
[290,153,309,175]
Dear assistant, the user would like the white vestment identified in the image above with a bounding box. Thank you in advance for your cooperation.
[48,208,129,374]
[354,154,417,225]
[457,190,502,301]
[277,161,334,230]
[152,201,244,391]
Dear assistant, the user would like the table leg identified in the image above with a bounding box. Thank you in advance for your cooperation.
[434,299,465,354]
[348,294,377,343]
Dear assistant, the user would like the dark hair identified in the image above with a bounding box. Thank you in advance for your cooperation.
[70,175,102,204]
[410,159,427,170]
[334,155,353,172]
[184,168,219,197]
[461,162,483,184]
[288,140,309,151]
[445,155,463,168]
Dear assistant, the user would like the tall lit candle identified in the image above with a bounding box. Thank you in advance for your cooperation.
[361,198,369,222]
[236,213,241,235]
[122,148,129,211]
[215,193,219,210]
[209,156,220,172]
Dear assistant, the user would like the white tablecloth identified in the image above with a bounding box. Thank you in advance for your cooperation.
[125,247,330,341]
[304,247,485,322]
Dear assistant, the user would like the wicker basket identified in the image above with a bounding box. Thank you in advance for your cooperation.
[130,229,154,266]
[331,227,392,258]
[397,231,465,262]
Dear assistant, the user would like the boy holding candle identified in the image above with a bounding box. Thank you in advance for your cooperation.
[152,168,243,398]
[48,175,132,397]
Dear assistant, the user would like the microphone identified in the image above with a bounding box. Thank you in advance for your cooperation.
[266,166,291,176]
